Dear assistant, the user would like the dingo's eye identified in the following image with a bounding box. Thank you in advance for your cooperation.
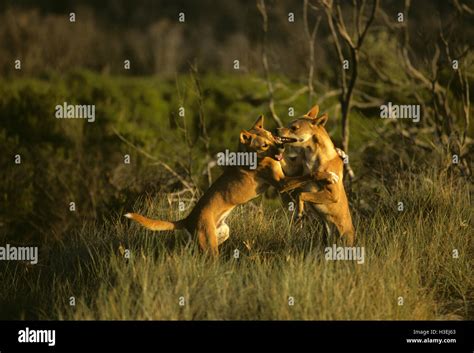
[291,126,298,131]
[261,143,269,149]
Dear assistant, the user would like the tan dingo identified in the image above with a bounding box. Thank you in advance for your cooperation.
[278,105,355,245]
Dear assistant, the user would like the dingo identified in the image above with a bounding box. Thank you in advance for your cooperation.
[278,105,355,245]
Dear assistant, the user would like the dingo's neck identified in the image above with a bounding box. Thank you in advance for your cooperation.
[303,136,337,170]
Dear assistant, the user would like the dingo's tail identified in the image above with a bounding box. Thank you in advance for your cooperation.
[125,213,184,231]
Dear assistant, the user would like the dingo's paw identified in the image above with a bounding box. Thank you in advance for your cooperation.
[335,148,347,160]
[328,171,339,184]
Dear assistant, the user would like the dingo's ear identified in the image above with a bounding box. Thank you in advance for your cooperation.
[252,115,264,130]
[306,105,320,118]
[240,130,253,144]
[311,113,328,126]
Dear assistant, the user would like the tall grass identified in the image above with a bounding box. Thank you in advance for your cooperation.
[1,169,472,320]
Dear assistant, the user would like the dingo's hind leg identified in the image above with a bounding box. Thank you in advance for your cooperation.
[322,221,332,246]
[216,223,230,245]
[197,219,219,257]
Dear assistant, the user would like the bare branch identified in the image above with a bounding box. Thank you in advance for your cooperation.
[452,0,474,15]
[257,0,283,127]
[322,0,379,180]
[280,86,309,105]
[357,0,378,48]
[304,0,322,103]
[112,126,196,192]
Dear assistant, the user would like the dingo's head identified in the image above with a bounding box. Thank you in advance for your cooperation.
[277,105,331,148]
[240,115,295,161]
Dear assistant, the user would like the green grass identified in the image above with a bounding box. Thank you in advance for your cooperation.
[2,168,471,320]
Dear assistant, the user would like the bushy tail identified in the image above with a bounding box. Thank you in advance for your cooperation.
[124,212,184,231]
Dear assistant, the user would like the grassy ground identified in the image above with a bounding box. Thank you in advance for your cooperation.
[2,168,471,320]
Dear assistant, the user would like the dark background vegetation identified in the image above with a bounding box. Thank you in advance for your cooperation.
[0,0,472,319]
[0,0,472,77]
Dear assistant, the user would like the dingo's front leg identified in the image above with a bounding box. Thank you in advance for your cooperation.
[297,187,339,222]
[311,170,339,184]
[279,170,338,194]
[278,175,313,193]
[298,184,339,205]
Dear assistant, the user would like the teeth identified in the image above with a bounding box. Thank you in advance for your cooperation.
[274,136,296,144]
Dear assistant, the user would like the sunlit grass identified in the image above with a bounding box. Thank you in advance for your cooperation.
[1,169,471,320]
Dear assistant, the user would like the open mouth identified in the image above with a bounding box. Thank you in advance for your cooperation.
[274,153,283,161]
[274,136,297,144]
